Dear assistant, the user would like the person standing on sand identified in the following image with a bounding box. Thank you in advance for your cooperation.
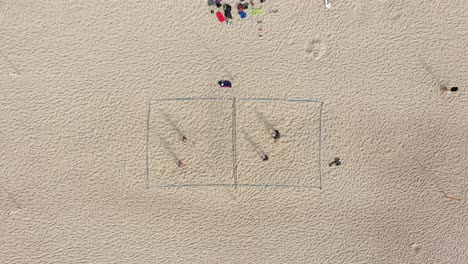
[329,158,341,167]
[223,3,233,25]
[181,135,192,144]
[272,129,281,141]
[440,85,461,96]
[177,160,185,168]
[223,3,233,19]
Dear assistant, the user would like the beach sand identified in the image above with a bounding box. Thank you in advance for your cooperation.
[1,0,467,263]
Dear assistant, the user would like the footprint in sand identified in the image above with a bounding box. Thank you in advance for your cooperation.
[410,243,422,254]
[305,39,327,60]
[377,0,404,21]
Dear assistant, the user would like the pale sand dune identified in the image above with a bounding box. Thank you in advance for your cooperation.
[1,0,468,263]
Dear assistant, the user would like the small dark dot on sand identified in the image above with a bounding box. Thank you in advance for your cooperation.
[450,87,459,92]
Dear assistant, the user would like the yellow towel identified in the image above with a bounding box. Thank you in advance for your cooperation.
[251,8,264,16]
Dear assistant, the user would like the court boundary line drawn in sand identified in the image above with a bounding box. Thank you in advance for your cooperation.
[146,97,325,190]
[146,100,151,189]
[232,97,238,188]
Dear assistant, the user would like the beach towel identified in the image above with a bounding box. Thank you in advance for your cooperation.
[216,11,225,22]
[238,11,247,19]
[251,7,264,16]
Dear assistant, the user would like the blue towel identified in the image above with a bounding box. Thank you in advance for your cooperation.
[238,11,247,19]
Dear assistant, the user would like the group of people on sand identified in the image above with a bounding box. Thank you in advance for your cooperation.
[176,136,190,168]
[208,0,266,25]
[177,129,280,167]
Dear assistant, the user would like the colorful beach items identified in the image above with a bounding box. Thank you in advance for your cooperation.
[216,11,225,22]
[251,7,264,16]
[209,0,269,25]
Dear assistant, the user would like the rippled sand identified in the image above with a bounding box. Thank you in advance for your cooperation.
[1,0,467,263]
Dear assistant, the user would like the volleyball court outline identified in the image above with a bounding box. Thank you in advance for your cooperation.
[146,97,325,190]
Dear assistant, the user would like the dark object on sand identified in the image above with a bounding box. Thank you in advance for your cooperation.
[218,80,232,88]
[182,136,188,143]
[243,2,249,9]
[208,0,217,6]
[238,3,244,12]
[177,160,185,168]
[262,154,269,161]
[216,2,222,8]
[260,0,266,2]
[223,4,233,19]
[451,87,459,92]
[329,158,341,166]
[273,130,281,140]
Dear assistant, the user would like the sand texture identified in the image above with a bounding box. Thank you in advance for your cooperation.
[1,0,468,263]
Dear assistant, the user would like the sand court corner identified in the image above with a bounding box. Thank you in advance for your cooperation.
[146,97,324,189]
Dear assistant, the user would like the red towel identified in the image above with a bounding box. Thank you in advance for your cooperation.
[216,11,225,22]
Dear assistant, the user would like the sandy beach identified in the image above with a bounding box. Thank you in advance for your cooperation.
[1,0,467,263]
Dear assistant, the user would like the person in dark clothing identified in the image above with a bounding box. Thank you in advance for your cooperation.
[451,87,459,92]
[223,4,233,19]
[329,158,341,167]
[272,130,281,141]
[262,154,269,161]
